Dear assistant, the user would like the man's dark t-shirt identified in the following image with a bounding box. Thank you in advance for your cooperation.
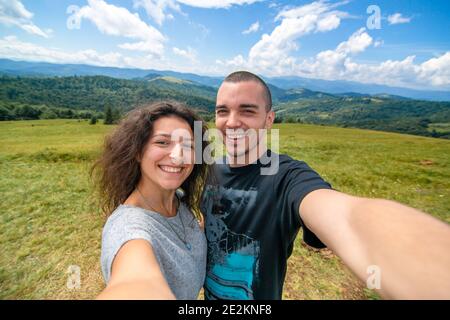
[201,151,332,300]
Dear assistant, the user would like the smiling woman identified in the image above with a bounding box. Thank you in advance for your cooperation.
[90,101,212,299]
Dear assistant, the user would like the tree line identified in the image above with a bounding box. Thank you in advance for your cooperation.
[0,101,125,125]
[1,75,448,138]
[274,97,450,139]
[0,75,215,113]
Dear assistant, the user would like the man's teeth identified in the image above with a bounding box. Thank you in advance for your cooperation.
[226,132,246,139]
[160,166,182,173]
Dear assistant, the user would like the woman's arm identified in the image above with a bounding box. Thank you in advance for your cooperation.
[97,239,175,300]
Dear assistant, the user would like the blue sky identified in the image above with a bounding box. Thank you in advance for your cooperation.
[0,0,449,90]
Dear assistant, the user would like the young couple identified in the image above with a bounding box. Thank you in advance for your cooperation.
[93,71,450,300]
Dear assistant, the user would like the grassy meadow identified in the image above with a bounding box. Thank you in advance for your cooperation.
[0,119,449,299]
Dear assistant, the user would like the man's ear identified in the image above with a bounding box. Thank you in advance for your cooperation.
[266,110,275,129]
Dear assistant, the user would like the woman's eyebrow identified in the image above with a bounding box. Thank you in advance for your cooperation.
[152,133,171,138]
[152,133,193,141]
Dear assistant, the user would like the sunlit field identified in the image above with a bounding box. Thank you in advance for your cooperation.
[1,119,448,299]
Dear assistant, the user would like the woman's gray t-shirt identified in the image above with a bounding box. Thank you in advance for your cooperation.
[100,202,207,299]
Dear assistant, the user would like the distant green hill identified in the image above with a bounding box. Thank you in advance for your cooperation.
[278,87,336,101]
[274,97,450,138]
[1,74,449,139]
[2,58,450,101]
[0,75,215,114]
[144,76,217,101]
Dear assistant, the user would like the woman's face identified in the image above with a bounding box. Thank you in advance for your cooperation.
[140,116,195,191]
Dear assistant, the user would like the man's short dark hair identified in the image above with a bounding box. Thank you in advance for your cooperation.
[223,71,272,111]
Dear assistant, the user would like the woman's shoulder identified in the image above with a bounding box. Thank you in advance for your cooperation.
[103,205,161,235]
[107,204,148,222]
[101,205,168,251]
[104,201,196,232]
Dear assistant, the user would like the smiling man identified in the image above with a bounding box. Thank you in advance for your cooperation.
[201,71,450,300]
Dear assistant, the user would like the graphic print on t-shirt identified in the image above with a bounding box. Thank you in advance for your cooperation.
[203,185,260,300]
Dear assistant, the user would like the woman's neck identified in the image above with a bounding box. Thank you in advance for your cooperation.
[125,179,178,217]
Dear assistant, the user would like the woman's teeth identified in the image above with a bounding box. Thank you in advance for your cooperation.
[160,166,182,173]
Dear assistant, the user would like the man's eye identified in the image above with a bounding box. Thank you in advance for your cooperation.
[216,110,227,114]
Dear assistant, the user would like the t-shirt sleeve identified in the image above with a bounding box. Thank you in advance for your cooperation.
[278,160,332,249]
[100,208,156,284]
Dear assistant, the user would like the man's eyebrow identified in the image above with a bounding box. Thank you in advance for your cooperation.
[215,104,260,109]
[239,104,259,109]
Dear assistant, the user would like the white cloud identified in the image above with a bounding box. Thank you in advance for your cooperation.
[374,39,384,48]
[268,2,278,9]
[362,56,420,86]
[218,23,450,90]
[242,21,260,34]
[133,0,180,26]
[296,28,377,80]
[216,54,246,67]
[75,0,166,56]
[247,0,349,74]
[335,27,372,54]
[118,41,160,52]
[213,0,448,89]
[0,0,51,38]
[297,29,450,89]
[0,35,126,67]
[188,20,210,39]
[215,54,250,75]
[388,13,411,25]
[173,46,197,62]
[134,0,262,25]
[316,13,340,32]
[0,35,221,73]
[418,52,450,86]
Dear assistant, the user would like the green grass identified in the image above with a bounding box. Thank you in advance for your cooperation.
[0,119,449,299]
[274,124,449,299]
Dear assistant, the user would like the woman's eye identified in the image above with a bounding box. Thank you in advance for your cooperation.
[155,140,170,146]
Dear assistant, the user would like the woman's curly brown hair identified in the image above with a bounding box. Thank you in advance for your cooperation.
[91,101,211,220]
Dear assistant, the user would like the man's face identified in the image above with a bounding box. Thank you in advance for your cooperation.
[215,80,275,162]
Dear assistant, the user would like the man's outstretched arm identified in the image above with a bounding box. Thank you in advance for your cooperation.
[299,189,450,299]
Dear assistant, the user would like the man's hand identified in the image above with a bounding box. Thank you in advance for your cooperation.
[300,189,450,299]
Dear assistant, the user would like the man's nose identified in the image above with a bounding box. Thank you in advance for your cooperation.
[169,143,183,165]
[226,112,242,128]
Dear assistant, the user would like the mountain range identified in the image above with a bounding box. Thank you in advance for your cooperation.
[1,58,449,101]
[1,58,449,139]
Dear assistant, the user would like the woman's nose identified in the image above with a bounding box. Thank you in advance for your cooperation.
[169,143,183,165]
